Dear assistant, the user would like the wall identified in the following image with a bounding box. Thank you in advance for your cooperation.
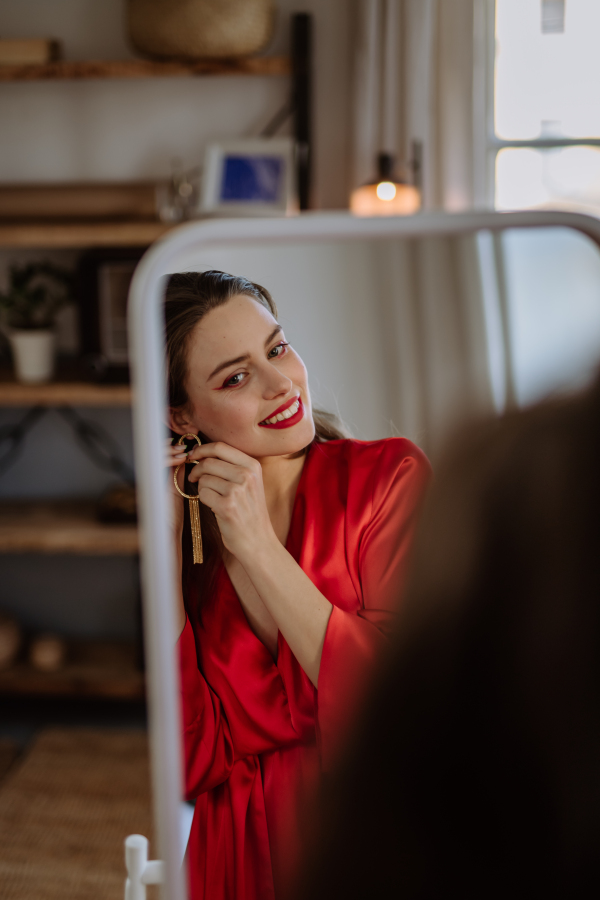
[0,0,354,210]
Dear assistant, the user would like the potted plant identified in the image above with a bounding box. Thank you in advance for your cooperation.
[0,261,73,384]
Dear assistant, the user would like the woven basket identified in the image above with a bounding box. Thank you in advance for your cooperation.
[128,0,275,60]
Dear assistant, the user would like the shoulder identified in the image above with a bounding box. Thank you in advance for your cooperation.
[311,436,429,473]
[309,437,431,502]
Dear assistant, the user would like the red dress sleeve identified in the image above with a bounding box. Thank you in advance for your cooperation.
[178,616,235,798]
[317,440,431,767]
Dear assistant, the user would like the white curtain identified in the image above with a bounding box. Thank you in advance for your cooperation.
[350,0,494,457]
[352,0,477,210]
[375,234,495,457]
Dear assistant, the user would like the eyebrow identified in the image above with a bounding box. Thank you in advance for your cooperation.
[207,325,283,381]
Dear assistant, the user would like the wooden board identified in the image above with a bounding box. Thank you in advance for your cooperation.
[0,501,139,555]
[0,641,144,699]
[0,377,132,407]
[0,728,154,899]
[0,56,289,81]
[0,182,160,221]
[0,219,170,248]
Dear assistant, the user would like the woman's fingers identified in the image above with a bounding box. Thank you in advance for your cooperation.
[167,444,187,457]
[187,456,245,485]
[194,472,231,497]
[165,443,188,467]
[197,486,221,512]
[187,441,256,470]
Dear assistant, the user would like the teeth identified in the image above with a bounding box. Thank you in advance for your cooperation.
[262,399,300,425]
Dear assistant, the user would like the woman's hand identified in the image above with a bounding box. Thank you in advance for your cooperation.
[186,440,332,686]
[186,442,277,563]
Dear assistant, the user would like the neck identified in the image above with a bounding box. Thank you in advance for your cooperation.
[258,447,307,543]
[259,447,306,502]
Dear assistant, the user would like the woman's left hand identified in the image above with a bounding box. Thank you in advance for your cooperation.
[187,442,277,562]
[188,440,332,687]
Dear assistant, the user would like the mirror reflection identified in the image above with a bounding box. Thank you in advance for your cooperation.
[166,226,600,455]
[160,225,600,899]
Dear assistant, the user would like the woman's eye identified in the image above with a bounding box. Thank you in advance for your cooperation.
[224,372,245,388]
[268,342,289,359]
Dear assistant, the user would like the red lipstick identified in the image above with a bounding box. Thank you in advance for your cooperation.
[259,396,304,429]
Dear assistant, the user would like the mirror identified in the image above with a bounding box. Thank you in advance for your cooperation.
[163,222,600,457]
[128,211,600,900]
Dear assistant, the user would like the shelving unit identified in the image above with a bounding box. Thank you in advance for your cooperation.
[0,501,138,554]
[0,219,171,249]
[0,18,311,702]
[0,493,140,698]
[0,640,144,698]
[0,498,140,698]
[0,185,144,698]
[0,377,132,407]
[0,56,289,82]
[0,372,138,698]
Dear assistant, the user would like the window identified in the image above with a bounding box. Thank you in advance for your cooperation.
[475,1,600,410]
[489,0,600,214]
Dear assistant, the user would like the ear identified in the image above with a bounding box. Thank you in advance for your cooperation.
[168,406,197,436]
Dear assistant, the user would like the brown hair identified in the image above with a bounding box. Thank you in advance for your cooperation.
[301,374,600,899]
[164,270,348,593]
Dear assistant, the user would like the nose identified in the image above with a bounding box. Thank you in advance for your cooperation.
[262,361,292,399]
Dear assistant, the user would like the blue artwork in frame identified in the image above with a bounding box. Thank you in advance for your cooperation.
[220,156,283,204]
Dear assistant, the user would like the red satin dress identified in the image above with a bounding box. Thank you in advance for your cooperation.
[178,437,430,900]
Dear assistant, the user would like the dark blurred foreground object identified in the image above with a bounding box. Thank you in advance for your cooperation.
[0,39,61,66]
[128,0,275,60]
[302,374,600,900]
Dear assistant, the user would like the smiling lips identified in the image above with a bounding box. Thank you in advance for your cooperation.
[259,396,304,429]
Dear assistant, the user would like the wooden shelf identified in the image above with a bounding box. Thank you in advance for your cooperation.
[0,376,132,407]
[0,56,289,82]
[0,218,171,248]
[0,640,144,698]
[0,501,139,555]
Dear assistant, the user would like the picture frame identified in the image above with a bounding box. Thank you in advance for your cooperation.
[200,138,297,217]
[77,246,147,382]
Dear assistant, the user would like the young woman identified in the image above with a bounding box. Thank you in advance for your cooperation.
[164,270,430,900]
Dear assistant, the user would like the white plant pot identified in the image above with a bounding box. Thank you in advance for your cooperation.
[9,329,56,384]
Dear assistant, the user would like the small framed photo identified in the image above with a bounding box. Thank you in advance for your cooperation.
[200,138,297,217]
[77,247,146,382]
[97,260,136,365]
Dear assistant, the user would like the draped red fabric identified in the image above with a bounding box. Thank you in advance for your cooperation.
[178,438,431,900]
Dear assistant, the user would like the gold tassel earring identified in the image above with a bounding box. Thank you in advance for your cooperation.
[173,433,203,564]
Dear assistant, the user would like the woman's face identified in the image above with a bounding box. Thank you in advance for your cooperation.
[171,294,315,458]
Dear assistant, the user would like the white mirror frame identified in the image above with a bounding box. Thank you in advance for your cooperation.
[128,209,600,900]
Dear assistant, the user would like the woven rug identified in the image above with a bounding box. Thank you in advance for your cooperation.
[0,728,155,900]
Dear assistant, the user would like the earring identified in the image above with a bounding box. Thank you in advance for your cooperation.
[173,433,203,564]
